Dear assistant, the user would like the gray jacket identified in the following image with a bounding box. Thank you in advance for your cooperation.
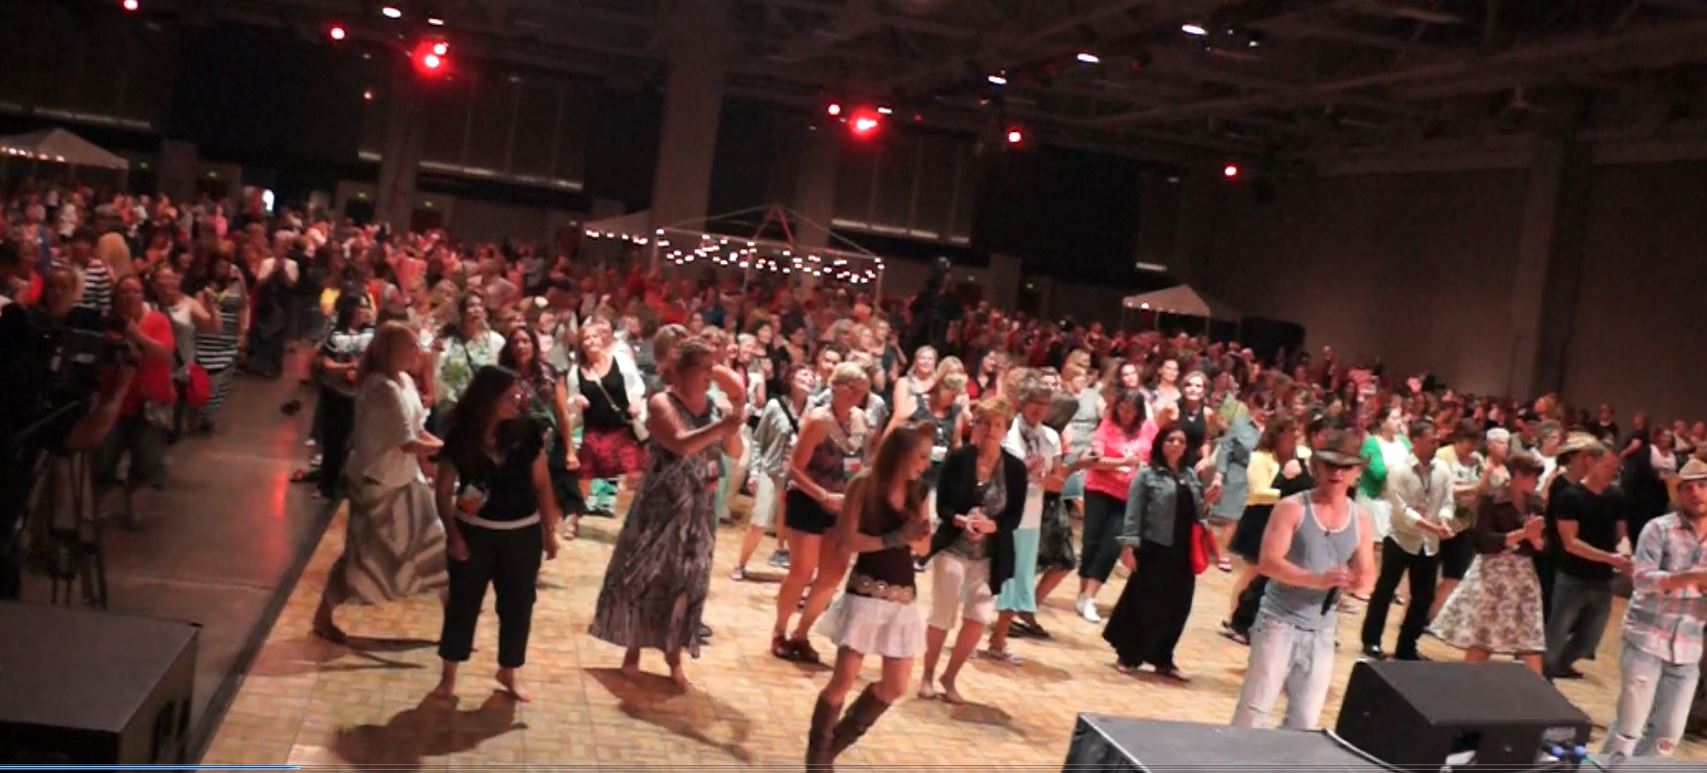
[1119,465,1207,549]
[1211,414,1259,519]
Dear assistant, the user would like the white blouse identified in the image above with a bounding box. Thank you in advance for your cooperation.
[346,372,427,488]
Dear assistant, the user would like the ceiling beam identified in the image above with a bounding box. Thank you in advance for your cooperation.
[1250,17,1457,58]
[1083,19,1707,126]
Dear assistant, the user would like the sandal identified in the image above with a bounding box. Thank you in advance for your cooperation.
[770,633,792,660]
[979,648,1022,666]
[729,566,747,582]
[1216,557,1234,573]
[1114,662,1138,676]
[1155,666,1192,684]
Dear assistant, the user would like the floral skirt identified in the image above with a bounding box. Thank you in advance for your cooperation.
[578,425,646,479]
[1429,552,1545,655]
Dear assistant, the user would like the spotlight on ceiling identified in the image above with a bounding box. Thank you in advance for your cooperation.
[1181,23,1207,36]
[328,23,347,41]
[121,0,140,11]
[427,16,445,26]
[1005,127,1024,145]
[1076,51,1100,64]
[381,5,403,19]
[1223,163,1240,179]
[986,73,1008,86]
[826,101,843,117]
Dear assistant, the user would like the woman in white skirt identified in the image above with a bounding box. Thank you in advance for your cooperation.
[314,321,449,642]
[1429,451,1549,674]
[807,425,934,770]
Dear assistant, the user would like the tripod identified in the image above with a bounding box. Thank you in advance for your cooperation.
[39,452,109,610]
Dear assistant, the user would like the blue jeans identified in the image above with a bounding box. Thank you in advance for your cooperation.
[1603,644,1700,758]
[1231,611,1338,730]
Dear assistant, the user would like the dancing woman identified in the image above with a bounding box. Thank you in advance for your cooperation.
[588,338,746,686]
[314,322,448,642]
[807,425,934,770]
[773,362,872,662]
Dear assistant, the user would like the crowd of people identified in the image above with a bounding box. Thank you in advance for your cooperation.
[5,182,1707,766]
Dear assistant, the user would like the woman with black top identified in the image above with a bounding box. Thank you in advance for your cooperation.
[1430,451,1549,675]
[588,339,746,687]
[499,326,583,537]
[918,397,1028,704]
[773,362,872,663]
[1104,423,1205,682]
[807,425,934,770]
[897,371,968,486]
[1178,370,1213,472]
[1222,414,1311,642]
[432,366,563,702]
[572,316,646,511]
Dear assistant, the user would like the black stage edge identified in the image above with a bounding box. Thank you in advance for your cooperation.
[186,499,336,761]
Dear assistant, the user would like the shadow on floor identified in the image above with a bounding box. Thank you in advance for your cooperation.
[247,636,433,677]
[333,693,524,772]
[583,666,755,764]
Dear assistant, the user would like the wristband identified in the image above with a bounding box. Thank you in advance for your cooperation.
[881,529,908,549]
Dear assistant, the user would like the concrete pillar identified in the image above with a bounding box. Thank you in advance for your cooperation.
[986,253,1022,316]
[1170,165,1219,285]
[648,0,733,233]
[157,140,198,203]
[1134,172,1182,269]
[1506,97,1592,399]
[793,124,839,249]
[375,75,427,230]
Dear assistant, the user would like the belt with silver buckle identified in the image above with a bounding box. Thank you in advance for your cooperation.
[849,573,916,604]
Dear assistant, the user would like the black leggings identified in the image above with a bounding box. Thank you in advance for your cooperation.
[317,389,355,499]
[1079,490,1127,582]
[439,522,543,668]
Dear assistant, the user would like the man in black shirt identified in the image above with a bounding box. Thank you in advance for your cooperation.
[1545,443,1631,680]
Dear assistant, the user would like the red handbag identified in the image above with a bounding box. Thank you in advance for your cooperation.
[184,363,213,407]
[1189,521,1212,575]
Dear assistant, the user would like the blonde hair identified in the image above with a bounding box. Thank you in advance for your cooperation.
[973,395,1015,428]
[358,321,420,382]
[830,361,871,387]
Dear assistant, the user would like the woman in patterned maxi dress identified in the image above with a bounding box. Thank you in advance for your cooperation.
[588,338,747,686]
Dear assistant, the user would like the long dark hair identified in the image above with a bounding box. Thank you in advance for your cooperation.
[443,365,519,474]
[1106,387,1148,435]
[1153,422,1188,473]
[499,326,549,384]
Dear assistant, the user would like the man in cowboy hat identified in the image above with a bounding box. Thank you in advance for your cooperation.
[1546,435,1632,679]
[1232,428,1376,730]
[1538,431,1605,622]
[1604,458,1707,758]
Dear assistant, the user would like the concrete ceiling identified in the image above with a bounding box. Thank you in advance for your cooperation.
[188,0,1707,169]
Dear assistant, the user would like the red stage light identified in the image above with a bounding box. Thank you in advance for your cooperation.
[1006,128,1024,145]
[1223,163,1240,178]
[329,24,347,41]
[850,114,880,136]
[826,102,843,117]
[412,40,450,77]
[121,0,139,11]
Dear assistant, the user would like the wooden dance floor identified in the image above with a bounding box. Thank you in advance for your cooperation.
[205,498,1706,769]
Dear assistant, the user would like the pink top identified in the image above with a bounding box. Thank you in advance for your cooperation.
[1083,418,1158,501]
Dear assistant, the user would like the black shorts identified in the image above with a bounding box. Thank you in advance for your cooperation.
[785,488,837,536]
[1440,530,1475,580]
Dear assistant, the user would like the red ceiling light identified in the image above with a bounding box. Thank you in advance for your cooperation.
[1005,127,1025,145]
[849,109,882,137]
[328,23,347,41]
[412,40,450,77]
[826,101,843,117]
[1223,163,1240,179]
[121,0,139,11]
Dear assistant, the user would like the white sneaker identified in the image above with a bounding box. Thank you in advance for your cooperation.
[1078,597,1101,623]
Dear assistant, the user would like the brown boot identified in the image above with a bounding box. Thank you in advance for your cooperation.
[828,685,892,760]
[805,694,840,771]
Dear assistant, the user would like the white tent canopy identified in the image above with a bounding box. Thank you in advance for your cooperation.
[1122,284,1239,321]
[0,128,129,170]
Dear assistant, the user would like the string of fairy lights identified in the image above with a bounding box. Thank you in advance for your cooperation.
[584,227,884,285]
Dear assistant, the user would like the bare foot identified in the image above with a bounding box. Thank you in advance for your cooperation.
[669,665,691,689]
[496,668,531,702]
[939,679,966,705]
[917,680,939,700]
[620,648,642,679]
[428,678,455,701]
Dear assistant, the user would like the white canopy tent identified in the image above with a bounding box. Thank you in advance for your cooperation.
[0,127,129,189]
[1121,284,1241,336]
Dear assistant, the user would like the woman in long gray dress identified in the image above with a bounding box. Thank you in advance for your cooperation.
[588,337,747,686]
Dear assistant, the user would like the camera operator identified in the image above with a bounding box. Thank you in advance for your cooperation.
[905,256,963,357]
[92,274,177,517]
[0,263,137,601]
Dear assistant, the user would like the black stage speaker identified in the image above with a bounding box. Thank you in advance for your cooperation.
[0,603,198,765]
[1064,714,1382,773]
[1336,660,1592,772]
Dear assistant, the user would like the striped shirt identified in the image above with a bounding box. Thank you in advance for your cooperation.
[74,259,114,312]
[1624,513,1707,665]
[197,281,246,371]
